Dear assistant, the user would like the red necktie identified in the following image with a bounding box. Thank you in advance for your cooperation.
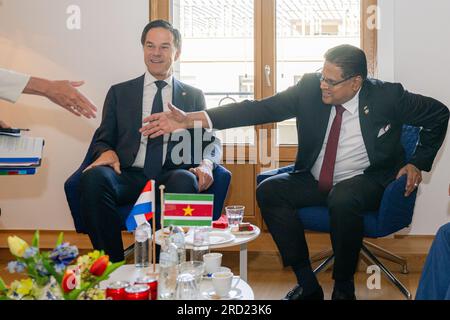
[318,105,346,193]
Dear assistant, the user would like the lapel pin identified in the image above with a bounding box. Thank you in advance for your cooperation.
[363,105,369,115]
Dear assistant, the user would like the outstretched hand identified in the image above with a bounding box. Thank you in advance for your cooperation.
[24,77,97,119]
[140,103,189,138]
[45,80,97,119]
[396,164,422,197]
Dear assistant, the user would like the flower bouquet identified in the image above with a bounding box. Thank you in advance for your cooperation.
[0,231,124,300]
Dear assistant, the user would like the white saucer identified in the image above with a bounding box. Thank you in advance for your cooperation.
[185,230,235,245]
[203,288,242,300]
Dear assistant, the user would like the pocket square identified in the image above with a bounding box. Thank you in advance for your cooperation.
[377,124,391,138]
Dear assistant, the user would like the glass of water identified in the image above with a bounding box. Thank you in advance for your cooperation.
[175,273,200,300]
[178,261,205,287]
[225,205,245,227]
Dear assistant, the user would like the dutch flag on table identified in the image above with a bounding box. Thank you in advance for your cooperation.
[126,180,155,231]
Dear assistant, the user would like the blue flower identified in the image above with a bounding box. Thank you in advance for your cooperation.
[49,243,78,266]
[54,263,66,274]
[7,261,26,273]
[23,247,39,259]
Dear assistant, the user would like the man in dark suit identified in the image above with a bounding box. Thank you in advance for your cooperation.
[79,20,221,262]
[141,45,449,299]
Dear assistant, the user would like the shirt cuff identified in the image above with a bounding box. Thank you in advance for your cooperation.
[0,69,31,103]
[200,158,214,169]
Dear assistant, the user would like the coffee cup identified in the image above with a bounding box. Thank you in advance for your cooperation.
[203,252,222,275]
[211,271,240,297]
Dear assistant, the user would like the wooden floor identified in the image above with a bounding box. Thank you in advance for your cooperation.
[0,249,421,300]
[221,251,421,300]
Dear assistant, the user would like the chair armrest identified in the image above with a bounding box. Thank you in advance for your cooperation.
[256,165,295,184]
[376,175,417,234]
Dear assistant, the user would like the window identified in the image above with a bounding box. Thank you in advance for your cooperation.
[276,0,361,145]
[172,0,255,144]
[167,0,375,150]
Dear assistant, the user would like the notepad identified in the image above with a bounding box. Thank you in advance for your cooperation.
[0,135,44,167]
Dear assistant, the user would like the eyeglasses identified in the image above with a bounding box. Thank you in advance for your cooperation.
[319,74,358,87]
[315,68,359,88]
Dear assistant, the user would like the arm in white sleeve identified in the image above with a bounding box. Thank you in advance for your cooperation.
[0,68,31,103]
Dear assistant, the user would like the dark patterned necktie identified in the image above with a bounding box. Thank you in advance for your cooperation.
[144,80,167,179]
[318,104,346,193]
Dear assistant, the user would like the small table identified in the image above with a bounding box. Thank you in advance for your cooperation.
[100,264,254,300]
[155,226,260,282]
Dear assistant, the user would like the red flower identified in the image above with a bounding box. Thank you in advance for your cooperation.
[62,270,77,293]
[89,255,109,276]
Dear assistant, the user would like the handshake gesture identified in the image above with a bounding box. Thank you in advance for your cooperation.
[139,103,208,138]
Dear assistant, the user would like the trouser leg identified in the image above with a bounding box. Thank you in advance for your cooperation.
[80,166,147,262]
[327,175,384,281]
[256,172,327,267]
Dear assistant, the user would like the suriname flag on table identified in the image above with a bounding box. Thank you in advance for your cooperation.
[163,193,214,227]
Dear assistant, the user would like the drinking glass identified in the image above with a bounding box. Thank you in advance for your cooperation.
[225,205,245,227]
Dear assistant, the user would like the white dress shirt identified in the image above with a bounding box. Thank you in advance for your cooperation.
[0,68,31,103]
[132,71,173,168]
[311,90,370,185]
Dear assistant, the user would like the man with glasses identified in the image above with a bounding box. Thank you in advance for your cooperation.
[141,44,449,300]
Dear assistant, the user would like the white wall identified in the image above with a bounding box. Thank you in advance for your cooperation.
[0,0,149,230]
[378,0,450,234]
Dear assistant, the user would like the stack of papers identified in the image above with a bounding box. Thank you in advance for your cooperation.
[0,135,44,175]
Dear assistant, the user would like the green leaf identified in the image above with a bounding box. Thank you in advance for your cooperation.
[98,260,125,281]
[56,232,64,247]
[32,230,40,248]
[42,259,62,284]
[0,277,7,291]
[26,263,45,285]
[64,283,89,300]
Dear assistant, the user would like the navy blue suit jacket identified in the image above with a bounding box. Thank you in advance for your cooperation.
[207,73,449,187]
[92,74,221,170]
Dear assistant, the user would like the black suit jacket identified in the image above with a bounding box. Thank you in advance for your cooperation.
[92,75,221,170]
[207,73,449,187]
